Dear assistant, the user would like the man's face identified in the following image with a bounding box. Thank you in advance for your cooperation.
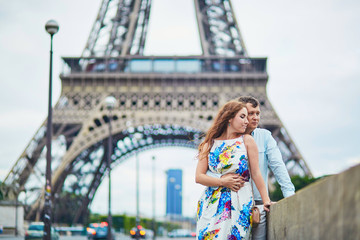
[246,103,260,130]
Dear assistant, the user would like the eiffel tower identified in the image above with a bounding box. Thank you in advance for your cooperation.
[2,0,312,223]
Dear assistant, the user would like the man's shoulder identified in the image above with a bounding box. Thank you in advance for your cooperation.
[253,128,275,145]
[254,128,279,151]
[253,128,272,136]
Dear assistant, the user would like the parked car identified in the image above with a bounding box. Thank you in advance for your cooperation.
[168,229,195,238]
[87,222,115,240]
[130,225,152,239]
[25,222,59,240]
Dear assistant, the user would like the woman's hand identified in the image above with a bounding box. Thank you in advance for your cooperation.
[220,173,245,192]
[263,201,275,212]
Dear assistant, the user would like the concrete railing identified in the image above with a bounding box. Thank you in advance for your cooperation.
[268,164,360,239]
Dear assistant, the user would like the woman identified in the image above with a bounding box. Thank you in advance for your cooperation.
[195,101,272,239]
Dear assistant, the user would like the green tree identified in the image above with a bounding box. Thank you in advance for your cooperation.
[0,181,3,200]
[88,213,181,236]
[53,191,88,225]
[112,215,125,230]
[269,175,326,201]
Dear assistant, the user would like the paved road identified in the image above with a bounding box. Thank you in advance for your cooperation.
[0,235,195,240]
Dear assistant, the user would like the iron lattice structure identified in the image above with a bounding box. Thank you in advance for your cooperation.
[2,0,312,223]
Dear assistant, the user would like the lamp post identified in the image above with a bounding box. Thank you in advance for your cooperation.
[105,96,116,240]
[133,133,142,239]
[152,156,156,240]
[136,151,140,230]
[44,19,59,240]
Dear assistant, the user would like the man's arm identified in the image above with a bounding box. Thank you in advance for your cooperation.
[206,170,245,190]
[205,170,221,188]
[266,133,295,197]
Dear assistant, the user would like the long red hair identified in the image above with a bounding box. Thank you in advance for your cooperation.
[198,100,246,160]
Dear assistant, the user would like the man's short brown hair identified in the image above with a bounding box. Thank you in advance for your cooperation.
[238,96,260,108]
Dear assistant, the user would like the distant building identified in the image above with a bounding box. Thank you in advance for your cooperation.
[166,169,182,218]
[0,201,24,236]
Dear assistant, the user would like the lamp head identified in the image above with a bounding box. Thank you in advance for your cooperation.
[105,96,117,110]
[45,20,59,35]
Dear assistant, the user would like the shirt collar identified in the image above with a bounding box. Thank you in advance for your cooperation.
[250,128,257,136]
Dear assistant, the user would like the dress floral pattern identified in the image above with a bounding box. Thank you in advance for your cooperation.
[196,136,254,240]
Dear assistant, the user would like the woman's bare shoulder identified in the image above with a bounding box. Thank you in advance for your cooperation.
[243,134,255,145]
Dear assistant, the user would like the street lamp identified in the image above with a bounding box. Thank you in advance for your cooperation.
[105,96,116,240]
[133,133,142,239]
[44,19,59,240]
[152,156,156,240]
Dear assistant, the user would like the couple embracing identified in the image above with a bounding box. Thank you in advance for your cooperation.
[195,96,295,240]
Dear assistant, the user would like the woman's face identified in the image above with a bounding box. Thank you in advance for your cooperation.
[229,107,249,133]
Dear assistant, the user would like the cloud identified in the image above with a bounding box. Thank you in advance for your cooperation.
[0,110,46,181]
[1,0,360,219]
[90,147,200,217]
[0,110,44,128]
[346,156,360,168]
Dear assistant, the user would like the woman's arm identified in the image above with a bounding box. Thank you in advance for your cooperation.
[195,143,243,191]
[244,135,272,210]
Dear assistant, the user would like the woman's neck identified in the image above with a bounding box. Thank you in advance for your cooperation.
[218,129,242,140]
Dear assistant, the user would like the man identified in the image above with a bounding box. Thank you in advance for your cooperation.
[207,96,295,240]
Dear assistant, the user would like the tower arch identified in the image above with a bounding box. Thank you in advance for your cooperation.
[2,0,312,224]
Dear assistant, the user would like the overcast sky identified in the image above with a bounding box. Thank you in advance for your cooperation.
[0,0,359,218]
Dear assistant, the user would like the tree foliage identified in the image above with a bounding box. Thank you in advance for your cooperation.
[53,191,88,225]
[269,175,326,201]
[88,213,180,236]
[0,181,3,200]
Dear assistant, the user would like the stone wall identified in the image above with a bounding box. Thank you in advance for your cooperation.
[268,164,360,239]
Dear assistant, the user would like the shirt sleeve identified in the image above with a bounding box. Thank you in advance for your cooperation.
[266,131,295,198]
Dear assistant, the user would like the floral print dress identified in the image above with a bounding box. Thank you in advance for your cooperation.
[196,136,254,240]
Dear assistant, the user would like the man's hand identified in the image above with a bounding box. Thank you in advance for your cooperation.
[220,173,245,192]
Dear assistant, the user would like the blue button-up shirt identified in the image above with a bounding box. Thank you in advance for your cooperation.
[250,128,295,200]
[206,128,295,200]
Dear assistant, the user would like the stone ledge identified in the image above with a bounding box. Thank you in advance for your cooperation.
[268,164,360,240]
